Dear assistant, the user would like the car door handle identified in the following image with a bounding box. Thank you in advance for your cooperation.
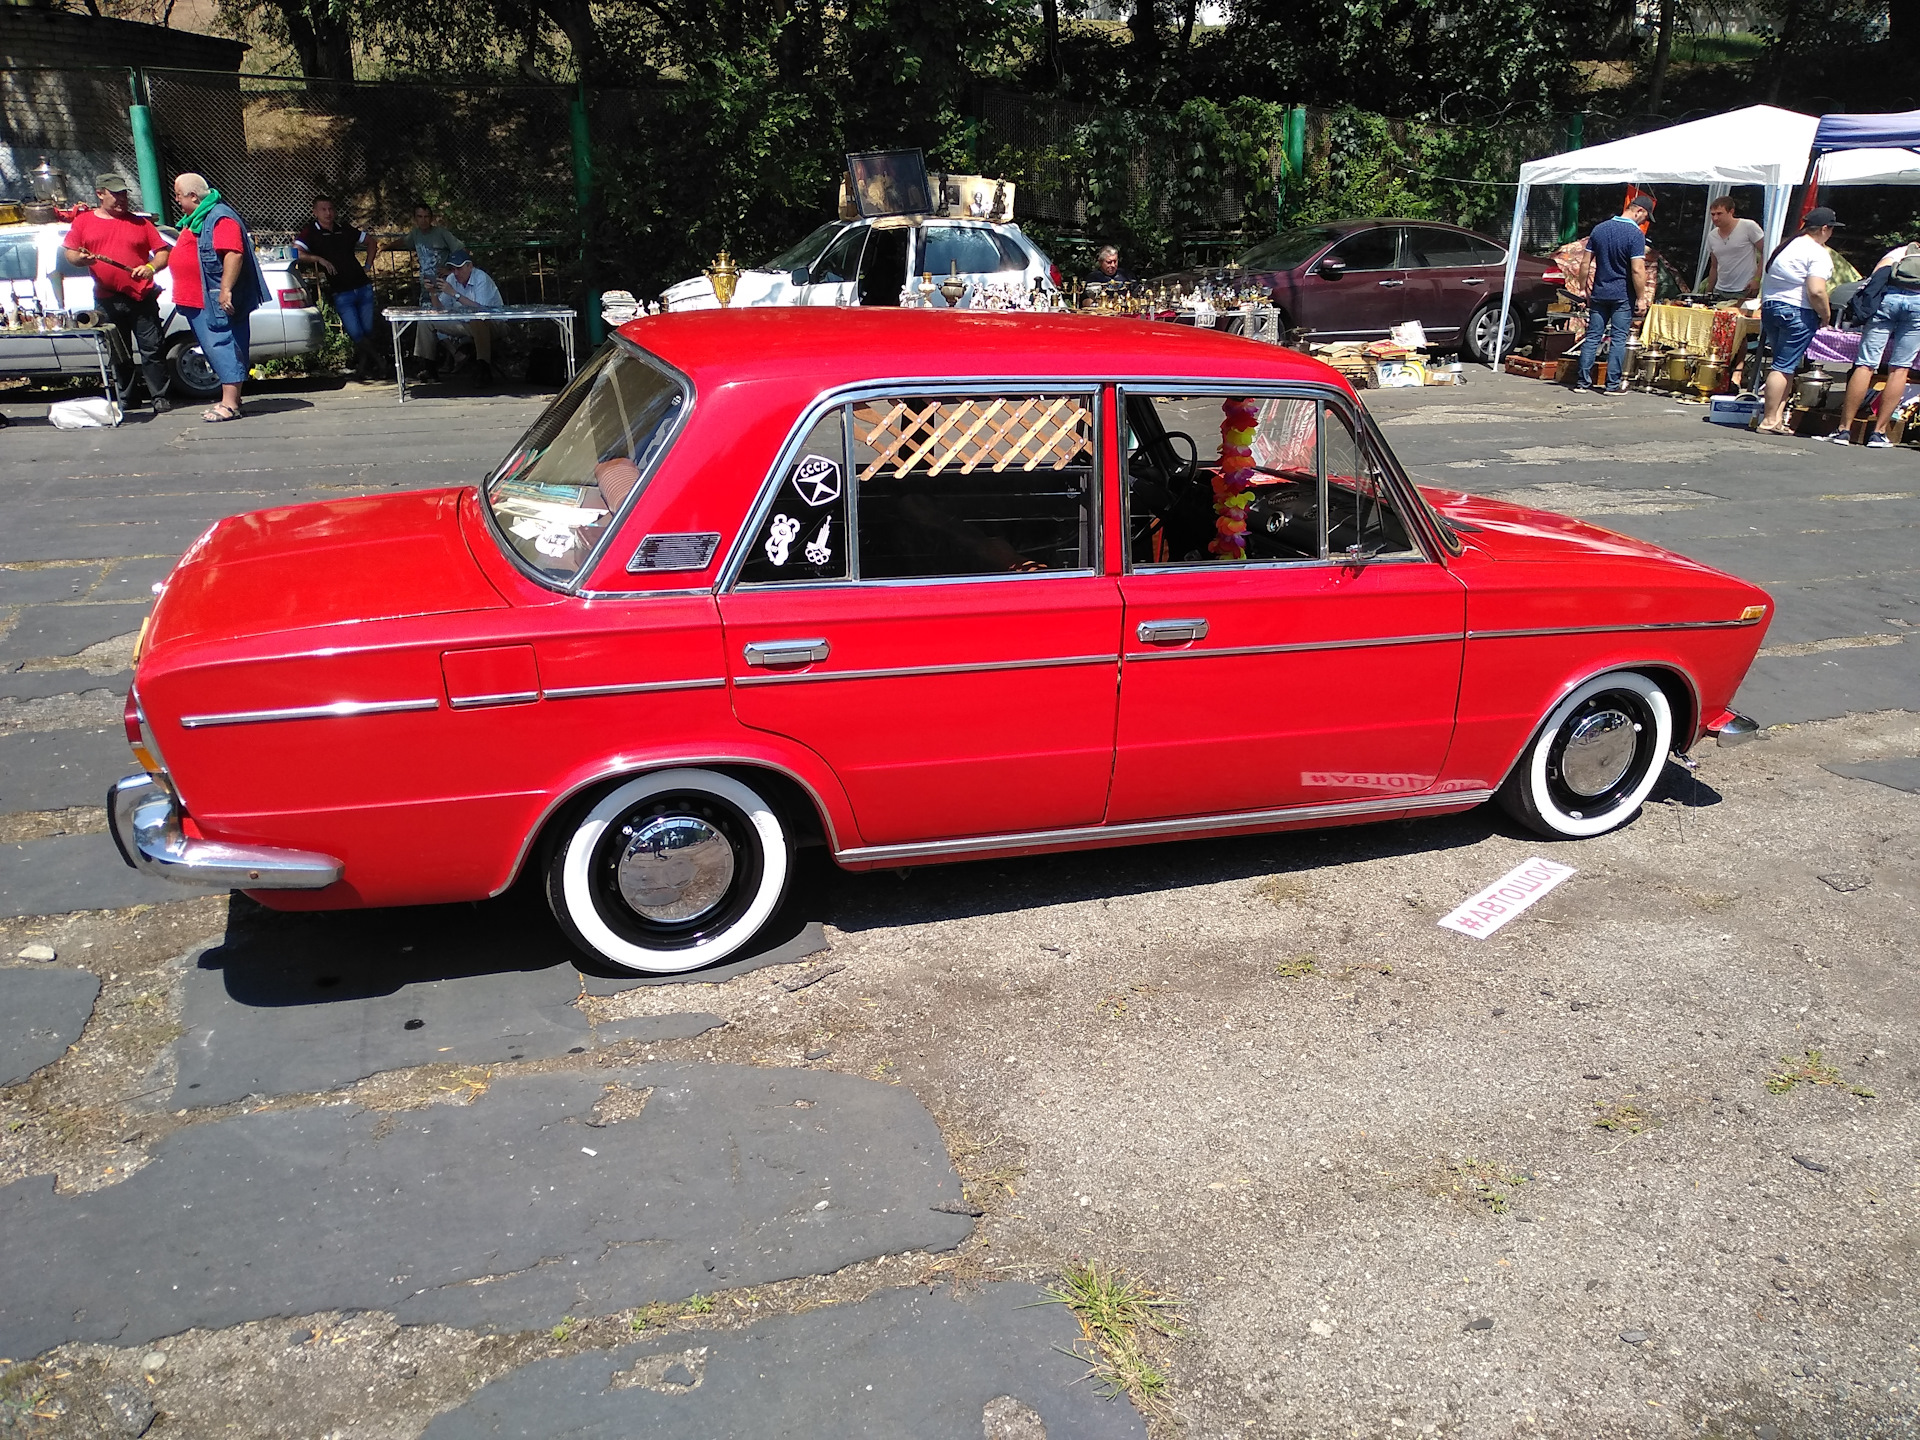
[1137,619,1208,644]
[743,639,829,667]
[1377,279,1405,287]
[1459,277,1487,285]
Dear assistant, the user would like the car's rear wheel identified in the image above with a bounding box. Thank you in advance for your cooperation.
[167,337,221,400]
[1498,671,1672,838]
[546,769,791,973]
[1464,301,1523,363]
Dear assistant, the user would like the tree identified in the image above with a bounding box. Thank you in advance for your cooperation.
[1646,0,1675,111]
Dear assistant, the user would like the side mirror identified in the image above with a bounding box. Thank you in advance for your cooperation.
[790,267,812,286]
[1318,257,1347,278]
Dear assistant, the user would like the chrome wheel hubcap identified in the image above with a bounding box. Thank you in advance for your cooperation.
[1560,708,1639,796]
[616,815,735,922]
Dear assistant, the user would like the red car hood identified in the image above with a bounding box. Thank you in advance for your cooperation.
[148,488,507,650]
[1420,486,1715,569]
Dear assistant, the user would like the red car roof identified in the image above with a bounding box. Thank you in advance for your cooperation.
[615,308,1347,393]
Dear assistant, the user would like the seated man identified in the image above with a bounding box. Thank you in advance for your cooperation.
[420,248,502,383]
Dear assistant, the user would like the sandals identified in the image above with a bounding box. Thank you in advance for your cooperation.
[201,403,242,423]
[1754,421,1794,435]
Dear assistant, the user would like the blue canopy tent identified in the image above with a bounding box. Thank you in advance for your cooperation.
[1809,112,1920,191]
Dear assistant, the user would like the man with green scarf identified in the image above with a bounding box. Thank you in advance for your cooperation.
[166,172,268,423]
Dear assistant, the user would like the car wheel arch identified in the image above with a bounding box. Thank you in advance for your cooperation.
[1491,658,1701,795]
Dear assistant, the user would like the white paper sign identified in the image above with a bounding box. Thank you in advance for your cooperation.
[1438,857,1576,938]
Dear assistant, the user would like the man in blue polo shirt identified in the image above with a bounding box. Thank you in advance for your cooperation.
[1575,194,1654,394]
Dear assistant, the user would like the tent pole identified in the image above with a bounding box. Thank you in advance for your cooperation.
[1697,183,1730,290]
[1493,183,1529,369]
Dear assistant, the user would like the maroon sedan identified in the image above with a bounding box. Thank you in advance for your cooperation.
[1156,219,1561,361]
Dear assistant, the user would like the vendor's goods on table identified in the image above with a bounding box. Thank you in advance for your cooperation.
[1315,331,1464,389]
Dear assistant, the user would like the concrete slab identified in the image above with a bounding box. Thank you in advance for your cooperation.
[1736,636,1920,725]
[175,900,730,1106]
[0,1063,973,1359]
[0,669,129,702]
[1822,757,1920,794]
[0,601,149,664]
[421,1282,1146,1440]
[0,831,180,918]
[0,726,137,812]
[0,564,106,605]
[0,963,99,1086]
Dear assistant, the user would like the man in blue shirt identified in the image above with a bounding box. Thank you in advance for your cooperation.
[1575,195,1654,393]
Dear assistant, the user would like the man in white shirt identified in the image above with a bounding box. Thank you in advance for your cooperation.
[426,248,504,383]
[1755,207,1839,434]
[1702,197,1764,301]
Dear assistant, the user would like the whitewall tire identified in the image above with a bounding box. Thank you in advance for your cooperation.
[546,768,790,973]
[1497,671,1673,838]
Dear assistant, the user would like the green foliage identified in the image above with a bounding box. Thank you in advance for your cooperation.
[1284,107,1431,229]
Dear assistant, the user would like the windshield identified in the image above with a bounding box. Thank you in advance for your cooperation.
[1239,227,1339,272]
[752,223,844,274]
[485,339,687,583]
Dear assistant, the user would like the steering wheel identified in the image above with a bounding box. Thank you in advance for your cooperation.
[1128,429,1199,501]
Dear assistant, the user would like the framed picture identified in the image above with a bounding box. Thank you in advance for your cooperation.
[845,150,932,219]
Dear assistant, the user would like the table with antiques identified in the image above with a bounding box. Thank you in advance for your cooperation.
[381,304,578,403]
[1630,301,1762,397]
[0,322,127,418]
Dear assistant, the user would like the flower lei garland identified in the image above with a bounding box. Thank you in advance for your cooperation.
[1210,398,1258,560]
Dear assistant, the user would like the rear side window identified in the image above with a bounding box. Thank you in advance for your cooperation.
[991,233,1031,272]
[921,227,1008,279]
[809,227,867,284]
[1405,228,1504,268]
[737,410,848,585]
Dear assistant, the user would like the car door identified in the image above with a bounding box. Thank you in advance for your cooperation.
[799,225,867,306]
[1402,226,1507,345]
[1301,226,1409,341]
[720,387,1123,847]
[855,225,910,307]
[1110,388,1465,824]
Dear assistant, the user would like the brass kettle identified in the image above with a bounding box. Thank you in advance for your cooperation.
[705,250,739,308]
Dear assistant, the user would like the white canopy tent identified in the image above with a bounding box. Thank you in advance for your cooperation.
[1491,105,1820,366]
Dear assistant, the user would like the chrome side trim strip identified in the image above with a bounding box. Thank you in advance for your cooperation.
[179,698,440,729]
[1467,618,1762,641]
[734,653,1119,687]
[835,788,1494,865]
[1128,631,1461,662]
[544,678,726,700]
[449,690,540,710]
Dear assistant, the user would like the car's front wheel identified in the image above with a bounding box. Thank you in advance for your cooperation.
[166,337,221,400]
[1464,301,1523,363]
[1498,671,1673,838]
[546,769,791,973]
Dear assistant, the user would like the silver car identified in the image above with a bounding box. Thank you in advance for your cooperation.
[0,221,322,400]
[659,216,1060,310]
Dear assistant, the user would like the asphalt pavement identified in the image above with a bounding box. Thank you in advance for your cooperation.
[0,367,1915,1439]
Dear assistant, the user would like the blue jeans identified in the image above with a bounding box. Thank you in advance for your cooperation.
[1761,300,1819,375]
[1578,297,1634,388]
[1857,287,1920,371]
[331,283,375,343]
[180,303,250,385]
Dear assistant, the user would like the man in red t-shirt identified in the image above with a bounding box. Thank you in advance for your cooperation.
[62,174,174,411]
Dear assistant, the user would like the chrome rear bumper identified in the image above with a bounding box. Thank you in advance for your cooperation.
[1707,712,1762,747]
[108,774,342,889]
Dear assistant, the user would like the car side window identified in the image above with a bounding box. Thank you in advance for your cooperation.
[920,226,1005,279]
[1324,408,1418,557]
[989,233,1031,273]
[1326,228,1401,272]
[0,236,37,284]
[1405,228,1504,269]
[1125,393,1323,567]
[737,409,849,585]
[851,393,1095,579]
[809,227,867,285]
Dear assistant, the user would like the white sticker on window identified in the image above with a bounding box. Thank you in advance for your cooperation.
[793,455,842,507]
[764,514,801,566]
[804,516,833,566]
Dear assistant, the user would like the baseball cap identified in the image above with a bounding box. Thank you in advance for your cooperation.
[1626,192,1656,212]
[447,248,473,267]
[1803,206,1843,228]
[95,173,131,193]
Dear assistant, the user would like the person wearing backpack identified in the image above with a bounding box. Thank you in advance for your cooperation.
[1826,238,1920,447]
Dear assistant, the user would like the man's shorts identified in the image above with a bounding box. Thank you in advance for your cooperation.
[1857,287,1920,371]
[1762,300,1820,375]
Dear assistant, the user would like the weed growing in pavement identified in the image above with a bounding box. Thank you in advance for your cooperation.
[1038,1261,1184,1414]
[1274,953,1319,980]
[1256,874,1310,904]
[1440,1157,1530,1214]
[685,1292,715,1315]
[550,1315,577,1342]
[1766,1049,1876,1099]
[948,1128,1024,1207]
[1592,1101,1653,1134]
[628,1301,674,1332]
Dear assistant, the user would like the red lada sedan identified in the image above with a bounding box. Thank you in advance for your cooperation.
[111,311,1768,973]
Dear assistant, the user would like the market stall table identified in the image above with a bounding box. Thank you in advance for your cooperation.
[381,304,577,404]
[0,325,126,420]
[1638,303,1759,356]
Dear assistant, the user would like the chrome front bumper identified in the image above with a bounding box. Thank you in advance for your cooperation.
[108,774,342,889]
[1707,712,1762,747]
